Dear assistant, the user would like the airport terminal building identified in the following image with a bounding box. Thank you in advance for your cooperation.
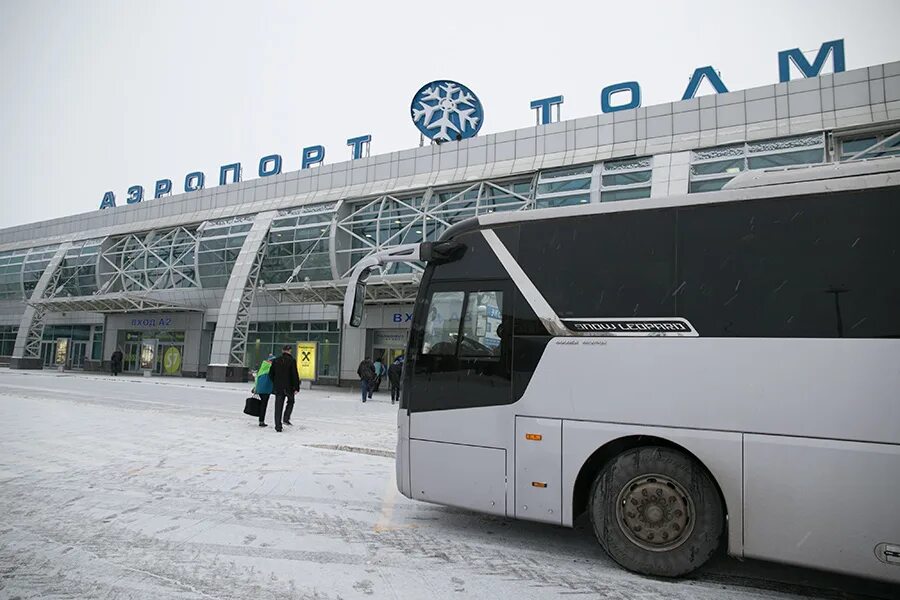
[1,60,898,384]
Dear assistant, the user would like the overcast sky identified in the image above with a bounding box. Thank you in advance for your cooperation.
[1,0,898,229]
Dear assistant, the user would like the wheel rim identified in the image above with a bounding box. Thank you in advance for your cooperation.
[615,473,696,552]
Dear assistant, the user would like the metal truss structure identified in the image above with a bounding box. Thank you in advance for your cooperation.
[98,227,200,293]
[333,178,534,279]
[20,261,65,359]
[228,237,268,366]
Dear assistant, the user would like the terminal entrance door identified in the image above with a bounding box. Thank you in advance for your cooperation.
[69,341,87,369]
[123,341,141,373]
[40,342,53,367]
[372,330,409,365]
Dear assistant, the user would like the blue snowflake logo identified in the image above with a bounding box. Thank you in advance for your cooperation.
[410,80,484,142]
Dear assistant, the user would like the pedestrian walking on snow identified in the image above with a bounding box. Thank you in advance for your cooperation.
[110,348,123,376]
[253,354,275,427]
[387,355,403,404]
[357,357,376,402]
[373,357,385,392]
[269,345,299,432]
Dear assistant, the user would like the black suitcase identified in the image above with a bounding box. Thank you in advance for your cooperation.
[243,396,262,417]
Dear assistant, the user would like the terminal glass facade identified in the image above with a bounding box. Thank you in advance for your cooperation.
[689,133,826,192]
[535,165,591,207]
[246,320,341,381]
[197,220,251,288]
[837,130,900,160]
[264,205,336,284]
[57,239,103,297]
[599,157,653,201]
[0,248,27,300]
[0,325,17,356]
[22,245,59,298]
[101,227,199,292]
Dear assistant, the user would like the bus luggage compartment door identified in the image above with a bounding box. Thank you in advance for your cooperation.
[515,417,562,525]
[409,440,506,516]
[744,434,900,583]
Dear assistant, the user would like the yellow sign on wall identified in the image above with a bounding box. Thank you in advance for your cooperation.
[296,341,318,382]
[163,346,182,375]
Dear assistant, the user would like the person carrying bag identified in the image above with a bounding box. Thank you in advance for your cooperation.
[249,354,275,427]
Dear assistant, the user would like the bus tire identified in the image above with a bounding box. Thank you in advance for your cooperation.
[589,446,723,578]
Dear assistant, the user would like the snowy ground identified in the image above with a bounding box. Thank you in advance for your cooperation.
[0,370,895,600]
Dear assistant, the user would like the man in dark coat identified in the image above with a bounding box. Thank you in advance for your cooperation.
[387,356,403,404]
[268,345,300,432]
[357,357,376,403]
[110,348,123,376]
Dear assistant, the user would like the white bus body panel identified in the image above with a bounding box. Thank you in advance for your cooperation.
[744,435,900,582]
[408,439,506,516]
[521,337,899,444]
[517,336,900,581]
[410,405,517,515]
[396,409,411,498]
[515,417,562,525]
[405,336,899,571]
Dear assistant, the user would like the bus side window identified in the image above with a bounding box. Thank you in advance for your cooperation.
[460,290,504,357]
[422,291,465,355]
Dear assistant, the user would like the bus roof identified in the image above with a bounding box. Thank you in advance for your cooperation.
[439,156,900,241]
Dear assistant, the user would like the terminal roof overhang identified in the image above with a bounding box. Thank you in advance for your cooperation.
[28,292,204,314]
[264,274,421,305]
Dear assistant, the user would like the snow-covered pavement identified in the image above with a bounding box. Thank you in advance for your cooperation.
[0,370,894,599]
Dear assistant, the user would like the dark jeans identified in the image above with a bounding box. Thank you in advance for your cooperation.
[360,379,371,402]
[283,394,295,423]
[390,385,400,403]
[274,393,294,428]
[373,375,382,392]
[258,393,270,424]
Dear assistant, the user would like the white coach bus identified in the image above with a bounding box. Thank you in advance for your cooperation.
[343,158,900,581]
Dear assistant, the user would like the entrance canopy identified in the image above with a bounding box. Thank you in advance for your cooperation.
[28,292,203,314]
[264,274,421,305]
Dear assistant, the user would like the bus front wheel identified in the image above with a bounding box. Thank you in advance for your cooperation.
[589,446,723,577]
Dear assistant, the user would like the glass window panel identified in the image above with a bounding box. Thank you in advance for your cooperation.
[600,187,652,202]
[460,291,503,357]
[747,148,823,170]
[422,291,465,355]
[535,194,590,208]
[537,178,591,195]
[689,178,731,193]
[200,238,226,251]
[691,158,745,176]
[601,170,652,186]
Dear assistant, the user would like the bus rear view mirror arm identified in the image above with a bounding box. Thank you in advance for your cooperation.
[342,241,466,327]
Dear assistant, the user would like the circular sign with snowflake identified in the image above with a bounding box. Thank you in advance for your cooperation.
[410,80,484,142]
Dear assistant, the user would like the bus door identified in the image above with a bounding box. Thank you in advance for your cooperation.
[406,280,513,515]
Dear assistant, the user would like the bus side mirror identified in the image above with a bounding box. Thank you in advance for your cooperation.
[421,241,465,264]
[344,264,373,328]
[350,281,366,327]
